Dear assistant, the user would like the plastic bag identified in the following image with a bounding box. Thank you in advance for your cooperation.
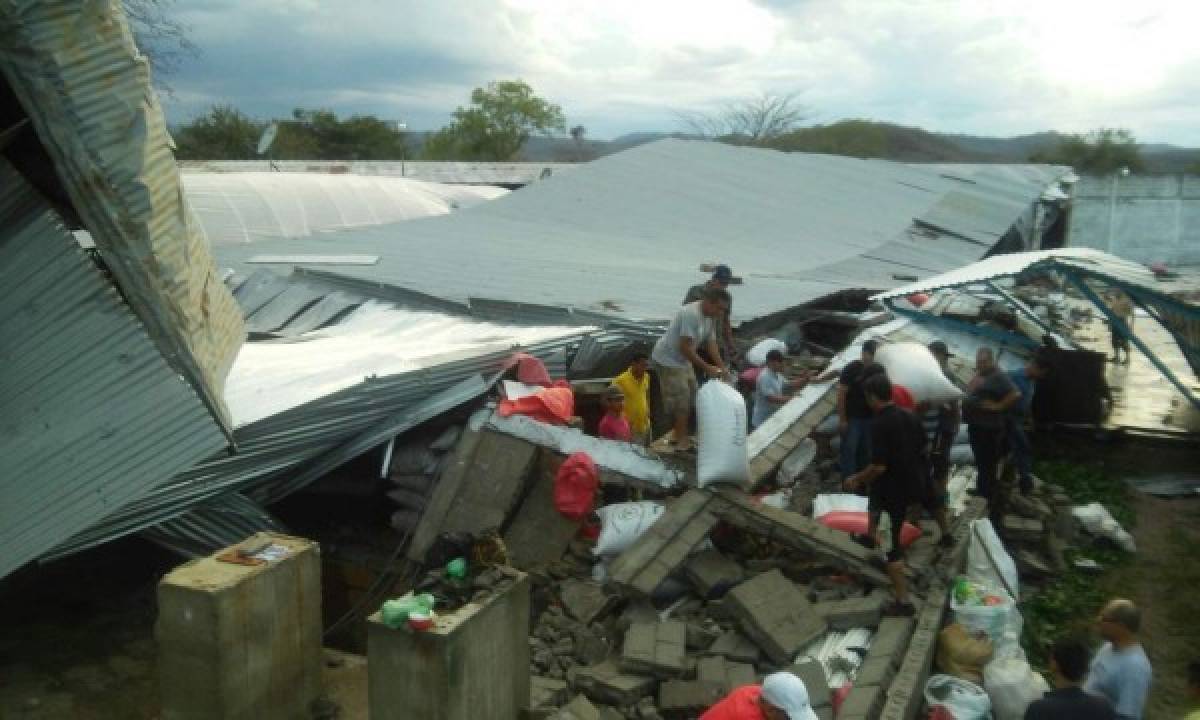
[950,579,1016,648]
[936,623,994,685]
[983,655,1050,720]
[381,592,436,629]
[819,511,922,548]
[874,342,963,404]
[696,381,749,488]
[924,674,991,720]
[966,519,1019,598]
[745,338,788,367]
[554,452,599,521]
[594,501,665,557]
[1072,502,1137,552]
[497,386,575,425]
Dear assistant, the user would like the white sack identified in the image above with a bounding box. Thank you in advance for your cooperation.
[967,519,1019,598]
[875,342,964,404]
[745,338,789,367]
[813,493,870,519]
[696,381,750,488]
[1072,502,1137,552]
[983,655,1050,720]
[594,501,665,557]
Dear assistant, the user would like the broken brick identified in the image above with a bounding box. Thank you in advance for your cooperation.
[559,579,615,625]
[704,631,760,664]
[725,570,828,665]
[813,595,884,631]
[657,681,724,715]
[683,548,745,599]
[570,661,656,707]
[621,621,687,678]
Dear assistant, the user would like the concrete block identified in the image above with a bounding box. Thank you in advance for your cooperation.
[814,595,884,631]
[725,570,828,665]
[156,532,322,720]
[854,654,896,688]
[657,681,724,715]
[622,621,687,678]
[685,622,721,651]
[368,571,530,720]
[705,631,760,664]
[838,683,883,720]
[789,657,831,709]
[559,579,616,625]
[441,430,539,536]
[554,694,600,720]
[505,453,581,571]
[532,676,569,709]
[408,428,485,562]
[696,656,756,693]
[570,661,656,707]
[1001,515,1043,543]
[683,548,745,599]
[868,617,915,663]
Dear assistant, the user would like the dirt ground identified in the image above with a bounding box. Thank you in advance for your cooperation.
[1105,491,1200,719]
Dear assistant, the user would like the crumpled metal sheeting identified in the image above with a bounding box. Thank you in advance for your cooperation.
[44,325,651,562]
[0,0,244,429]
[140,493,287,559]
[0,160,224,579]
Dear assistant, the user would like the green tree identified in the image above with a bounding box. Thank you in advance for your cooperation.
[283,109,408,160]
[1030,128,1145,174]
[171,105,261,160]
[423,80,566,161]
[677,92,811,146]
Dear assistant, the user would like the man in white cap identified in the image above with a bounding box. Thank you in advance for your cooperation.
[700,672,818,720]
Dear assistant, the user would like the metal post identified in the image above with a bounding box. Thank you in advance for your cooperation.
[1062,271,1200,410]
[985,280,1071,348]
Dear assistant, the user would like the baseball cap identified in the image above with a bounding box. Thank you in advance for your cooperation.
[928,340,954,358]
[712,264,733,283]
[761,673,818,720]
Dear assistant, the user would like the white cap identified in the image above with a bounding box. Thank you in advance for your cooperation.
[761,672,818,720]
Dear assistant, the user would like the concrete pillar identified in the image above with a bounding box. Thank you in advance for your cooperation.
[368,570,531,720]
[156,532,323,720]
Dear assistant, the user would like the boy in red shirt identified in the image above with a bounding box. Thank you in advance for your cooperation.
[701,672,818,720]
[598,386,633,442]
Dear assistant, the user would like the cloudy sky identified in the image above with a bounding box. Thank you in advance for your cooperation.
[162,0,1200,144]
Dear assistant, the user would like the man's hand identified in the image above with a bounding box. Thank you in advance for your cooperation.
[705,364,724,379]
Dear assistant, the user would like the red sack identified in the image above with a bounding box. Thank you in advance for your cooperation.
[554,452,599,521]
[739,366,764,385]
[891,384,916,410]
[498,386,575,425]
[502,352,554,387]
[819,511,922,548]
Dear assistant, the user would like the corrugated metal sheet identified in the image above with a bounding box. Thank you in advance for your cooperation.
[0,0,244,429]
[212,139,1068,324]
[0,160,226,578]
[181,160,575,185]
[871,248,1199,381]
[140,493,286,559]
[182,172,507,247]
[43,281,635,561]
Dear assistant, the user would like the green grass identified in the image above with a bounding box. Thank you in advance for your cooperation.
[1019,460,1134,669]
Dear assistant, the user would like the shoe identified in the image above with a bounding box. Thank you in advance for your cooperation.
[883,601,916,617]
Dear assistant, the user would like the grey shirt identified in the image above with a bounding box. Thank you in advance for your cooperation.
[963,369,1016,429]
[652,301,715,369]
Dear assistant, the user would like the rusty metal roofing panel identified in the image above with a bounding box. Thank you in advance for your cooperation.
[0,161,225,579]
[0,0,244,430]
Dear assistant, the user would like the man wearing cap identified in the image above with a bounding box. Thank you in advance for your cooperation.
[652,287,731,451]
[684,264,738,361]
[701,672,819,720]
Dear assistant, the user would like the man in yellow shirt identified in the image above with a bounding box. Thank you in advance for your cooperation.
[612,352,652,445]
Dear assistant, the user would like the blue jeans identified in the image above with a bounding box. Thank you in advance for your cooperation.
[840,417,873,479]
[1006,417,1033,492]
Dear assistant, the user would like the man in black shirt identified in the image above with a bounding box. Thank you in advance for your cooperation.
[963,347,1019,504]
[845,372,924,617]
[819,339,882,480]
[1025,636,1116,720]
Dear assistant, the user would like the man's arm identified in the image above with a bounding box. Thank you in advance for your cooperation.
[983,389,1020,413]
[679,336,722,377]
[846,462,885,492]
[705,335,725,375]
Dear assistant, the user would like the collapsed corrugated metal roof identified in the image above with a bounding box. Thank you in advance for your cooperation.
[0,159,226,578]
[872,248,1200,404]
[0,0,244,429]
[212,139,1069,323]
[182,172,507,247]
[181,160,576,185]
[43,273,651,561]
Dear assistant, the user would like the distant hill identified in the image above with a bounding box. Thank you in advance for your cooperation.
[411,122,1200,172]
